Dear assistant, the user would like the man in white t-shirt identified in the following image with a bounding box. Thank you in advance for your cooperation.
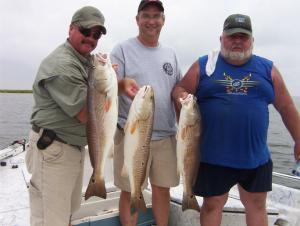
[111,1,182,225]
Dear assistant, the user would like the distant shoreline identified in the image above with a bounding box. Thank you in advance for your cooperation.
[0,90,32,93]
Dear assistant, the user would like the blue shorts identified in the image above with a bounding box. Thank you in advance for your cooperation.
[193,159,273,197]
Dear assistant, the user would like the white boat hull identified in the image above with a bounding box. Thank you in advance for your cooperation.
[0,143,299,226]
[71,189,155,226]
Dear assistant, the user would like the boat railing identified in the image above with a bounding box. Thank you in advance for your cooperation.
[273,171,300,181]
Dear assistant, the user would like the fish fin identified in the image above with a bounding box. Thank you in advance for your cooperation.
[85,174,107,200]
[130,193,147,214]
[182,192,200,212]
[130,120,138,134]
[105,97,112,112]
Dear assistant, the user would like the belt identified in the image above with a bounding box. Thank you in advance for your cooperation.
[32,124,41,133]
[32,124,81,149]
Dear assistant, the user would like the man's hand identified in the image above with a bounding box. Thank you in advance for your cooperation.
[118,78,139,100]
[172,87,189,122]
[112,64,118,72]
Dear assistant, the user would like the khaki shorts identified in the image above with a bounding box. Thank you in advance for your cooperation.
[25,130,85,226]
[113,128,179,192]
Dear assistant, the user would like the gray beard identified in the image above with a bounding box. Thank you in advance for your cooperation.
[221,45,253,62]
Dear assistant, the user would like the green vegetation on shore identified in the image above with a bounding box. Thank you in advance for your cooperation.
[0,90,32,93]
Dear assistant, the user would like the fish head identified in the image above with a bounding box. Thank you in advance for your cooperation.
[179,94,200,125]
[91,54,117,93]
[132,85,155,120]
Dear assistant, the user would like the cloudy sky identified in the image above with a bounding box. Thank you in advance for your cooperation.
[1,0,300,96]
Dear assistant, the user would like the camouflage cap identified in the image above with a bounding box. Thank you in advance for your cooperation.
[71,6,106,34]
[223,14,252,36]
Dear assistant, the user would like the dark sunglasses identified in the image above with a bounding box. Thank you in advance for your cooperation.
[78,27,103,40]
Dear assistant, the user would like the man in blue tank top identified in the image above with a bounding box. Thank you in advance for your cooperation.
[172,14,300,226]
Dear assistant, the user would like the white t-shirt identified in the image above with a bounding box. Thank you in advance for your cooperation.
[111,37,182,140]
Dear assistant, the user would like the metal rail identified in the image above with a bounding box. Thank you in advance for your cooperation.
[273,171,300,181]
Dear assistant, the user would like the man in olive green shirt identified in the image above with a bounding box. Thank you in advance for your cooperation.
[25,6,106,226]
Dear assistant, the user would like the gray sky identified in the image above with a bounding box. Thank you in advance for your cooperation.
[1,0,300,96]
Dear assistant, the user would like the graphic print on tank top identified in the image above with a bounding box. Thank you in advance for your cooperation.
[215,73,259,95]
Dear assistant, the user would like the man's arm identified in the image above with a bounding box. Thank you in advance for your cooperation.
[172,60,200,120]
[272,65,300,160]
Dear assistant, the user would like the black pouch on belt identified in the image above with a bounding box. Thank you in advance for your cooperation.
[37,129,56,150]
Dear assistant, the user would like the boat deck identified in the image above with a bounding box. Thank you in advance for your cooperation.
[0,149,299,226]
[0,152,29,226]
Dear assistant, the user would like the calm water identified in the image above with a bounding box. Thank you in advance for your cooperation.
[0,93,299,188]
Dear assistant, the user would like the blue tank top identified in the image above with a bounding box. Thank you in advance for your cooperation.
[196,54,274,169]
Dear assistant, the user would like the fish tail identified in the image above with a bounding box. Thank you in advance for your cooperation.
[85,175,107,200]
[130,193,147,214]
[182,193,200,212]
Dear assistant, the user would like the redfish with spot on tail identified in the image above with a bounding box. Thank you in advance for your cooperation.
[123,85,155,213]
[85,53,118,200]
[177,94,201,212]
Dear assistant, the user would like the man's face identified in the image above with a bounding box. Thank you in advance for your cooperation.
[136,5,165,40]
[221,32,253,63]
[68,24,103,56]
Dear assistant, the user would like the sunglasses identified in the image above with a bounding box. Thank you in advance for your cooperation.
[78,27,103,40]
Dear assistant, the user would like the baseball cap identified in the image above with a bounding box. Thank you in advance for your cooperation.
[71,6,107,34]
[223,14,252,36]
[138,0,164,13]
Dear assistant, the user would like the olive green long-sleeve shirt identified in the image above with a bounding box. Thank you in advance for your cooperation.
[31,40,92,146]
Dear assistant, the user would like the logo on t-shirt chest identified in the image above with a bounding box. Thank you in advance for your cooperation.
[163,62,174,76]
